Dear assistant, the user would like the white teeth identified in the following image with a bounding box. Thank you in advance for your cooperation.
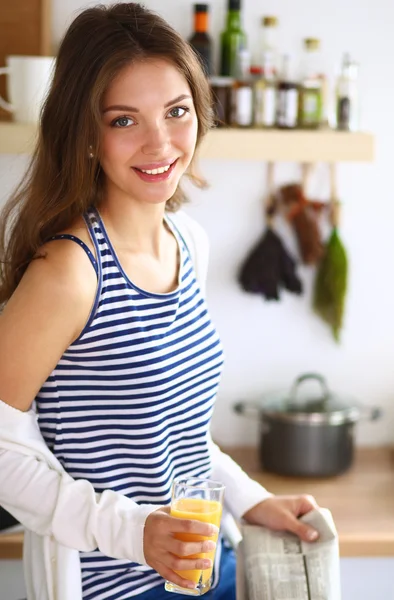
[140,164,171,175]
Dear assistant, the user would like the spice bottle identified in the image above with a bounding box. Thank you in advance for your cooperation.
[276,55,299,129]
[298,38,325,129]
[188,4,213,76]
[336,53,359,131]
[210,76,234,126]
[251,16,279,128]
[231,48,253,127]
[259,16,279,76]
[220,0,247,77]
[253,67,277,128]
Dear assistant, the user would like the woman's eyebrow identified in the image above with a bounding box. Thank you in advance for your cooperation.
[102,94,192,114]
[164,94,192,107]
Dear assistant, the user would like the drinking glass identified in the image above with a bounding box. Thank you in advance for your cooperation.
[165,476,225,596]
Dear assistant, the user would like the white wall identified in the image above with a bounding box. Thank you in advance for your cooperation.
[1,0,394,447]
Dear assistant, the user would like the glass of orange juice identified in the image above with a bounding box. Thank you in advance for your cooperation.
[165,476,225,596]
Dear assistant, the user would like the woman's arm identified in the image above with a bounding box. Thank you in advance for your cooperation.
[208,433,272,520]
[0,414,157,564]
[0,239,97,411]
[171,215,320,542]
[208,434,319,542]
[0,241,159,563]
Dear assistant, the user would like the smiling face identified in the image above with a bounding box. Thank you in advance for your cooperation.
[99,58,198,209]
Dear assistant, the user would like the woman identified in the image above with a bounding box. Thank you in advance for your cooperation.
[0,4,319,599]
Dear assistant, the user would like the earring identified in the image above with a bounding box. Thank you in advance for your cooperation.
[88,145,94,159]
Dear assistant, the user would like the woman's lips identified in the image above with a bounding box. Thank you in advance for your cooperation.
[132,159,178,183]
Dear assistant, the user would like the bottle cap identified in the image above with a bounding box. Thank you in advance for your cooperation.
[250,65,263,75]
[262,16,278,27]
[304,38,320,50]
[194,3,209,12]
[229,0,241,10]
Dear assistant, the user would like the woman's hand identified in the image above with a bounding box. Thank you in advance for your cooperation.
[143,506,218,589]
[242,495,320,542]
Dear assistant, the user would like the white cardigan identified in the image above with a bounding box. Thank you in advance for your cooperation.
[0,211,271,600]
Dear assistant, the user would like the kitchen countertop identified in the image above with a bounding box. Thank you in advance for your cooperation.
[222,445,394,557]
[1,446,393,560]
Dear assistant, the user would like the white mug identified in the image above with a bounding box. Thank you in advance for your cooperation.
[0,55,56,124]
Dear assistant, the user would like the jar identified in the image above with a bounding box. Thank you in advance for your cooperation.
[209,76,234,127]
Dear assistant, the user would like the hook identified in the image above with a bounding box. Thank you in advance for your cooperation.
[265,162,275,224]
[329,162,340,228]
[301,162,313,196]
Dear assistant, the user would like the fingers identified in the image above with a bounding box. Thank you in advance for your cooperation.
[143,508,219,588]
[297,494,319,515]
[168,537,217,558]
[289,518,319,542]
[151,509,218,538]
[170,518,219,538]
[296,494,319,542]
[281,495,319,542]
[167,554,213,572]
[157,562,199,591]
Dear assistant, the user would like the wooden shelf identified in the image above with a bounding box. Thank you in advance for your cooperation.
[0,122,37,154]
[199,128,375,162]
[0,122,374,162]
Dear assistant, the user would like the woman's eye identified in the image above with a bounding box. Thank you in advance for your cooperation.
[168,106,189,119]
[112,116,134,128]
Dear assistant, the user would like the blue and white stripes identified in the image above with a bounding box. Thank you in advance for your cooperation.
[36,208,224,599]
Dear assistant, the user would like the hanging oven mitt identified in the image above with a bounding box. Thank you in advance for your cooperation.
[280,183,324,266]
[239,226,302,301]
[239,162,302,302]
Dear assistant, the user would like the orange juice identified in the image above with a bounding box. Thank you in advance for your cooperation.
[171,497,222,584]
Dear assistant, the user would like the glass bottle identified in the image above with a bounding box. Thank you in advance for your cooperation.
[220,0,247,77]
[298,38,325,129]
[276,54,299,129]
[231,48,253,127]
[188,4,213,76]
[209,76,234,127]
[259,16,279,77]
[336,53,359,131]
[253,64,277,128]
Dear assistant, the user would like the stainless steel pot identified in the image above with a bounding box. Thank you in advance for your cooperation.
[234,373,381,477]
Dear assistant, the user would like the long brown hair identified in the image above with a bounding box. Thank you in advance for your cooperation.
[0,2,213,306]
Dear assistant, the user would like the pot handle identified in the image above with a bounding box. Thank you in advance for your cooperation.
[289,373,330,402]
[233,401,260,418]
[359,406,382,422]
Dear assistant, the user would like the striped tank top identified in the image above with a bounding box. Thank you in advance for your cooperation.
[35,208,224,599]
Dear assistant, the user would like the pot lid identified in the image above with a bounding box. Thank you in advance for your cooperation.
[253,373,361,425]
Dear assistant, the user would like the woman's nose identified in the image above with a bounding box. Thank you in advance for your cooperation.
[141,123,170,156]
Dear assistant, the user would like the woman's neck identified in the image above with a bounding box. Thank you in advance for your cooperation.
[98,196,168,259]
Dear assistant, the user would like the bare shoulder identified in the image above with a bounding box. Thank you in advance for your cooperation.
[29,213,97,294]
[2,229,98,352]
[31,243,96,303]
[61,214,96,253]
[0,228,98,411]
